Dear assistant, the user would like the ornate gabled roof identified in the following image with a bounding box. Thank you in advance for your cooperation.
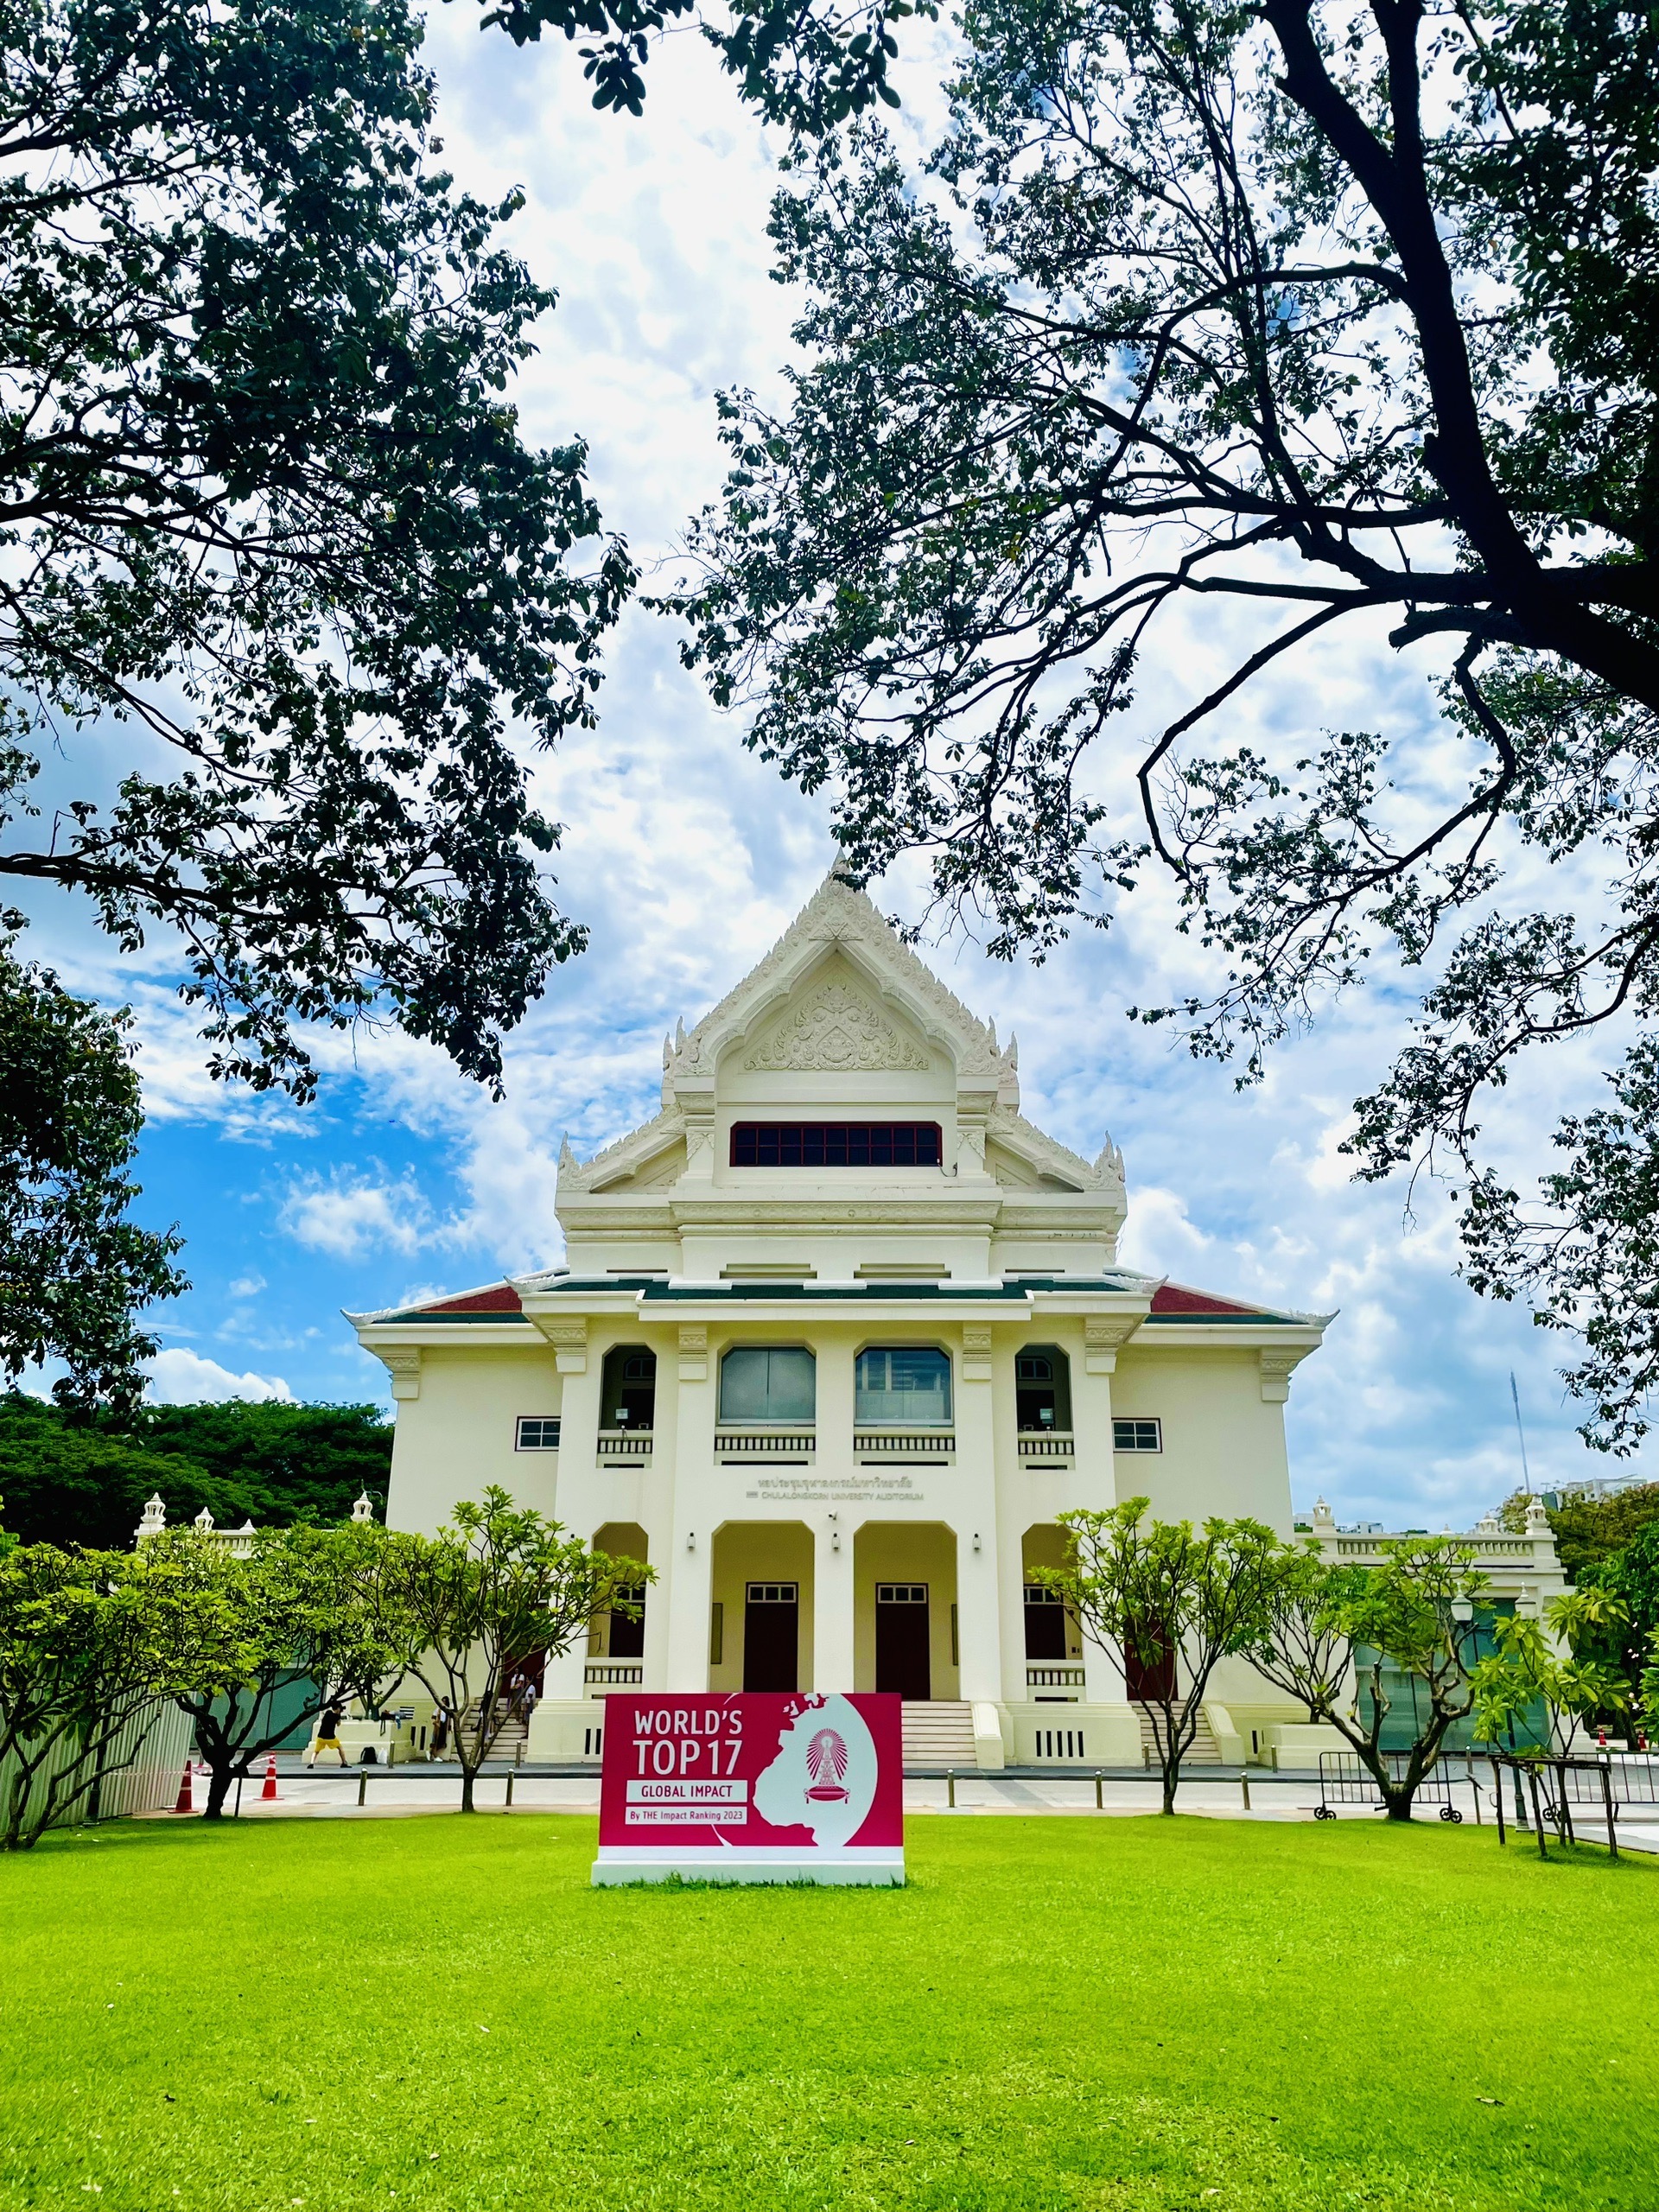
[987,1103,1122,1193]
[658,870,1018,1096]
[557,1109,686,1196]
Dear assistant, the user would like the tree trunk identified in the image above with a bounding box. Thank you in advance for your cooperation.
[460,1764,476,1813]
[1380,1788,1415,1820]
[202,1765,234,1821]
[1160,1768,1179,1815]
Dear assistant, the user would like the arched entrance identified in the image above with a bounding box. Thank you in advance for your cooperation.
[1021,1524,1085,1700]
[853,1522,960,1700]
[709,1522,815,1693]
[588,1522,650,1675]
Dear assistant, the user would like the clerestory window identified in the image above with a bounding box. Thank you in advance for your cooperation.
[730,1122,943,1167]
[855,1346,953,1425]
[718,1346,817,1423]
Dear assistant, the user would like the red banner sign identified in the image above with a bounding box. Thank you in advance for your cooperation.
[593,1692,904,1885]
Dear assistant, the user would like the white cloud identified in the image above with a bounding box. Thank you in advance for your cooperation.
[226,1274,266,1299]
[279,1171,439,1261]
[144,1349,294,1404]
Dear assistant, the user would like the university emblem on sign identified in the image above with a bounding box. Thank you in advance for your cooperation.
[805,1728,849,1802]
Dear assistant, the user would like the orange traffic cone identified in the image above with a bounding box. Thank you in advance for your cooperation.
[173,1761,193,1815]
[261,1754,278,1802]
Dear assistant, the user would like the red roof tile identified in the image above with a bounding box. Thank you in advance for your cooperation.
[419,1284,523,1315]
[1150,1283,1262,1318]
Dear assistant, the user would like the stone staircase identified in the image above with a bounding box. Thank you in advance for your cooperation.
[1137,1701,1222,1765]
[460,1700,529,1764]
[902,1700,977,1769]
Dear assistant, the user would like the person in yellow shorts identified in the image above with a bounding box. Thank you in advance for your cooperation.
[307,1700,349,1767]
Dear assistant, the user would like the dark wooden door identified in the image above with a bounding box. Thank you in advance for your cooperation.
[743,1582,798,1691]
[875,1583,931,1700]
[1023,1586,1068,1660]
[1123,1626,1176,1702]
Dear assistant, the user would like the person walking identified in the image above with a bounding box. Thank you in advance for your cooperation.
[431,1702,450,1758]
[518,1680,538,1729]
[308,1700,349,1768]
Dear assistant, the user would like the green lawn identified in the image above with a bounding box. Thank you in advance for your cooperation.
[2,1814,1656,2211]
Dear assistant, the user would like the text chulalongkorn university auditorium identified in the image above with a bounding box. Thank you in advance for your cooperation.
[348,869,1335,1770]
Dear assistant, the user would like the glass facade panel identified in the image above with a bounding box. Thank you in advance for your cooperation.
[855,1346,953,1424]
[718,1345,817,1422]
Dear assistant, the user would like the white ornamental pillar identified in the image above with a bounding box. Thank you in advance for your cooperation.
[664,1325,716,1690]
[813,1334,858,1692]
[953,1324,1002,1704]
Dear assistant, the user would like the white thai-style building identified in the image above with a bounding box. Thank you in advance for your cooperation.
[350,870,1347,1770]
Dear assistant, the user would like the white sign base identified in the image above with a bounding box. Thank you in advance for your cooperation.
[591,1845,905,1888]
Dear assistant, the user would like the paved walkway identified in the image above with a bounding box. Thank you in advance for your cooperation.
[175,1765,1659,1849]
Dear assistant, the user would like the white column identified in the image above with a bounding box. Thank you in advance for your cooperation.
[952,1325,1002,1704]
[543,1336,603,1701]
[813,1334,858,1692]
[664,1325,715,1690]
[991,1344,1030,1704]
[1077,1319,1128,1706]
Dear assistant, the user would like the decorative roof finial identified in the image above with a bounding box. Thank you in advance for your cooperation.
[558,1135,578,1174]
[352,1491,374,1523]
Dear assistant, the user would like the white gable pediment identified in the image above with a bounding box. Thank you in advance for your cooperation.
[660,871,1013,1099]
[741,969,931,1076]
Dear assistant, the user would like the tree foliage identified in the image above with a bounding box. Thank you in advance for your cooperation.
[1038,1500,1285,1814]
[0,1540,200,1848]
[1470,1586,1627,1759]
[0,0,632,1110]
[148,1522,410,1819]
[0,1394,392,1550]
[0,951,183,1410]
[1496,1478,1659,1579]
[669,0,1659,1443]
[1246,1539,1489,1817]
[361,1486,646,1813]
[478,0,928,124]
[1576,1522,1659,1739]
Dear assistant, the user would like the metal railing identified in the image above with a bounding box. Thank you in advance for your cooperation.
[714,1426,816,1457]
[584,1662,644,1687]
[854,1428,956,1458]
[1019,1432,1076,1459]
[596,1430,652,1460]
[1026,1664,1087,1690]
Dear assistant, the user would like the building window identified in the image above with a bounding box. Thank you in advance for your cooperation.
[515,1416,562,1450]
[1023,1584,1068,1660]
[1016,1347,1072,1431]
[607,1586,647,1660]
[730,1122,943,1168]
[1113,1417,1162,1452]
[856,1346,952,1424]
[601,1345,657,1431]
[719,1346,817,1422]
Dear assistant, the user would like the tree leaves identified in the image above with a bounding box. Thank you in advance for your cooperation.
[0,0,633,1103]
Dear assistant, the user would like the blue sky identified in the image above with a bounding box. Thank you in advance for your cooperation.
[15,3,1652,1529]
